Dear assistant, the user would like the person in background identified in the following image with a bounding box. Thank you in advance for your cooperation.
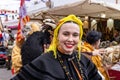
[11,37,25,74]
[114,30,120,43]
[11,14,102,80]
[11,22,42,74]
[0,30,3,46]
[21,20,56,66]
[42,18,56,52]
[81,30,110,80]
[6,29,14,70]
[21,22,43,66]
[2,27,10,48]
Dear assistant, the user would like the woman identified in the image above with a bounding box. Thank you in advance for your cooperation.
[81,30,110,80]
[11,14,102,80]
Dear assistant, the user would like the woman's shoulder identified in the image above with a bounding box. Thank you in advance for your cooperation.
[31,51,60,68]
[80,53,102,79]
[38,51,54,60]
[30,51,65,79]
[81,53,90,60]
[80,53,93,66]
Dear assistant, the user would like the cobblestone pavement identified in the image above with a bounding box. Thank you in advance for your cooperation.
[0,66,13,80]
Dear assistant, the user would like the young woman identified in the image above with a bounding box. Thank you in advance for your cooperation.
[11,15,102,80]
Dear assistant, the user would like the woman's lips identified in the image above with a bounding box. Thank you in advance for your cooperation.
[65,44,73,48]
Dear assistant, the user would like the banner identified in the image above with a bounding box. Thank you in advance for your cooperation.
[16,0,30,41]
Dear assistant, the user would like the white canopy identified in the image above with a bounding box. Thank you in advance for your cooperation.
[32,0,120,19]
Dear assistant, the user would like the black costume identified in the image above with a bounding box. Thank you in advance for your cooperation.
[11,51,102,80]
[21,31,45,65]
[21,24,53,66]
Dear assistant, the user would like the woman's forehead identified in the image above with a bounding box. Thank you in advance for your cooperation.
[60,23,80,31]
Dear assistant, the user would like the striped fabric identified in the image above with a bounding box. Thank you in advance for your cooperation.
[16,0,30,41]
[22,15,30,25]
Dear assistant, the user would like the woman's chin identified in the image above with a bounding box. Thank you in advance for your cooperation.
[64,50,73,55]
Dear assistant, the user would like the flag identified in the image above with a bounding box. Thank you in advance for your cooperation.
[16,0,30,41]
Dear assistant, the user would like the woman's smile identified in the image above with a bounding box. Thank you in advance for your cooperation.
[65,43,74,48]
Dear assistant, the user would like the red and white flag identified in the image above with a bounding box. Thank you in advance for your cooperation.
[16,0,30,41]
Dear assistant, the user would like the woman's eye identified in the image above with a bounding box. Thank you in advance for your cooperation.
[63,32,69,36]
[73,33,79,37]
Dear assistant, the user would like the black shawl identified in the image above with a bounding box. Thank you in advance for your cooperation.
[11,51,102,80]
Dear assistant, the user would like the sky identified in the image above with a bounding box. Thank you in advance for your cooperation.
[0,0,118,11]
[0,0,19,10]
[0,0,36,10]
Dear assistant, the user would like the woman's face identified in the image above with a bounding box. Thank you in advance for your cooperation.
[57,22,80,55]
[95,39,101,49]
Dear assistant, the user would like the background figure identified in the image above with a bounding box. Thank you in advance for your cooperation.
[81,30,110,80]
[42,18,56,52]
[0,30,4,48]
[11,37,25,74]
[11,14,102,80]
[21,22,42,66]
[2,27,10,48]
[6,28,14,70]
[113,30,120,43]
[21,31,44,65]
[21,20,56,66]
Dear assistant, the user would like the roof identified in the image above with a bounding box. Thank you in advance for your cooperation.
[46,0,120,19]
[31,0,120,20]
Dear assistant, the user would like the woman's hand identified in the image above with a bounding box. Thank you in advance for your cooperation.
[92,48,106,56]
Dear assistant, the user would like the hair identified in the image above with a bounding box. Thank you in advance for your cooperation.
[46,14,83,59]
[86,30,102,45]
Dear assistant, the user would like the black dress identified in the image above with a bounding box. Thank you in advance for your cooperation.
[11,51,102,80]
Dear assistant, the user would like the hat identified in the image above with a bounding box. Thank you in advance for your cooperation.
[43,19,56,29]
[27,22,42,35]
[31,23,41,32]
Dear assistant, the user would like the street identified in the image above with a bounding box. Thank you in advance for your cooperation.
[0,67,13,80]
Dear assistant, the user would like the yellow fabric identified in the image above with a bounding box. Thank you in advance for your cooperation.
[47,14,83,59]
[81,42,110,80]
[11,38,24,74]
[81,42,94,53]
[11,44,22,74]
[28,23,40,35]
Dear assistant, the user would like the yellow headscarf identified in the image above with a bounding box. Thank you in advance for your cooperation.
[47,14,83,59]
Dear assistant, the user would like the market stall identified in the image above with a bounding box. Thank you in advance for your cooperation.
[102,44,120,80]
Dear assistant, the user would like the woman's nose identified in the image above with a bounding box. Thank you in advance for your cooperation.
[67,35,73,41]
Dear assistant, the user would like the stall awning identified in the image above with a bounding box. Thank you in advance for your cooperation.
[31,0,120,19]
[45,0,120,19]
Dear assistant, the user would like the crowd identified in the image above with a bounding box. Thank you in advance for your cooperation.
[1,14,119,80]
[0,26,14,69]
